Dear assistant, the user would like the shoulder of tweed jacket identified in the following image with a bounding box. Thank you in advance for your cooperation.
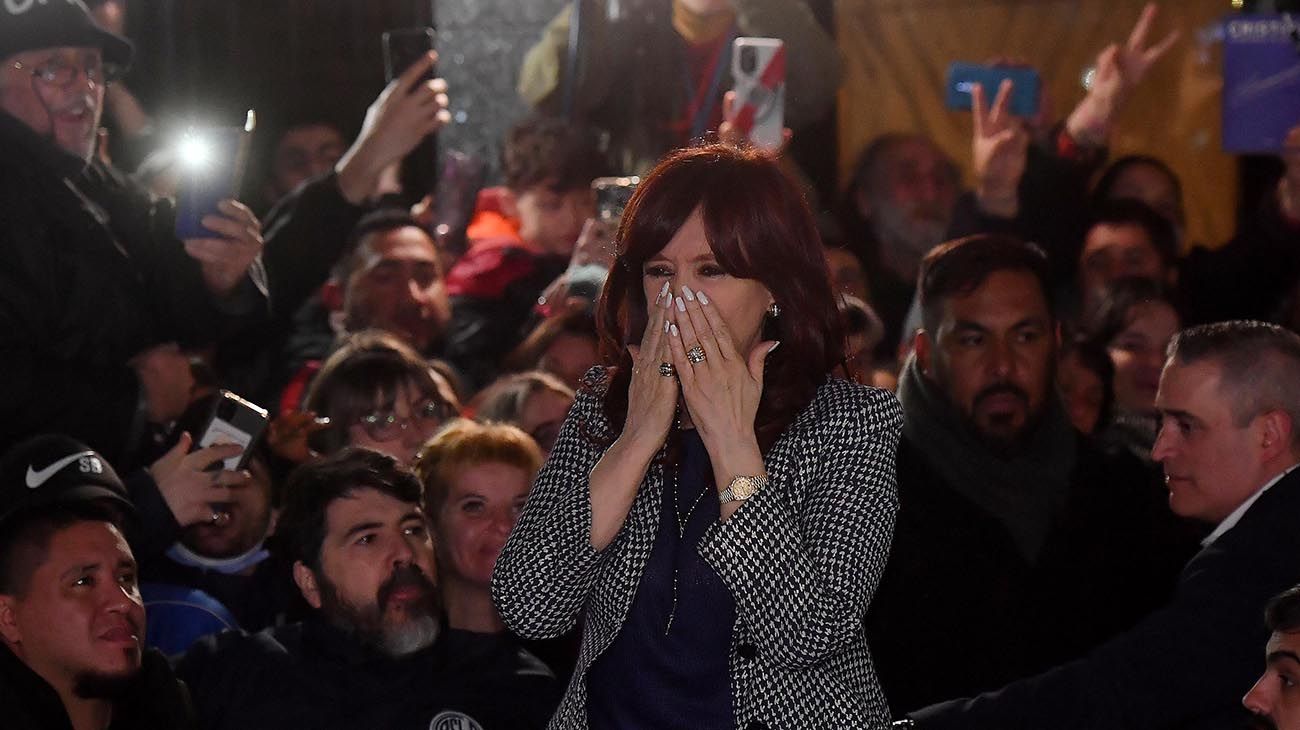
[491,365,903,728]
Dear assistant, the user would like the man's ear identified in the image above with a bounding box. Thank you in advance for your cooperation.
[292,561,322,610]
[1257,410,1294,463]
[0,595,22,646]
[914,329,934,376]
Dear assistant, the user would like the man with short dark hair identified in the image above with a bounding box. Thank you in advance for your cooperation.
[0,435,193,730]
[278,208,454,411]
[261,120,348,211]
[177,448,558,730]
[327,209,451,357]
[1244,585,1300,730]
[442,115,609,389]
[910,320,1300,729]
[1077,198,1179,315]
[868,234,1155,714]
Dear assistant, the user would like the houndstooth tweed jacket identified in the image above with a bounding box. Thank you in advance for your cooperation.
[492,367,903,729]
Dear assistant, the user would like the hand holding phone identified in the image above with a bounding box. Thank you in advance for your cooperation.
[382,27,440,203]
[148,432,250,528]
[337,49,449,206]
[175,111,255,240]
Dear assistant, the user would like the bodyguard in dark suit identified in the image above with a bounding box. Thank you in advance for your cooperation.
[910,320,1300,730]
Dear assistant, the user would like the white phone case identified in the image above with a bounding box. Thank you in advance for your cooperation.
[731,37,786,151]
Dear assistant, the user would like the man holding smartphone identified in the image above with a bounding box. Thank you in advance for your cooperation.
[0,0,268,471]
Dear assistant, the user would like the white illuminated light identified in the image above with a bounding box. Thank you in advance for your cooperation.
[1081,65,1097,92]
[176,133,214,173]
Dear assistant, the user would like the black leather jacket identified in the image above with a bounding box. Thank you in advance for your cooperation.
[0,111,265,470]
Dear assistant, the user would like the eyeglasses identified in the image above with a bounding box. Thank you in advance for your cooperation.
[357,400,452,442]
[10,57,121,89]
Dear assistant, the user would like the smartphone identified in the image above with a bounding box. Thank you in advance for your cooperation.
[592,176,640,224]
[174,110,256,240]
[194,390,269,472]
[945,62,1041,118]
[383,27,436,83]
[383,27,438,205]
[731,37,786,151]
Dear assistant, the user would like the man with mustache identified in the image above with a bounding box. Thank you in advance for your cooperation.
[867,234,1154,714]
[907,321,1300,728]
[176,448,558,730]
[0,435,194,729]
[0,0,267,472]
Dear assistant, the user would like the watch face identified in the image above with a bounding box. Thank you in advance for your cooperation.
[732,477,756,499]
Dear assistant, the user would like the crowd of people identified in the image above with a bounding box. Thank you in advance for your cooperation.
[2,0,1300,728]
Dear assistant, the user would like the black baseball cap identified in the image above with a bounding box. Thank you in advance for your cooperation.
[0,0,133,71]
[0,434,134,527]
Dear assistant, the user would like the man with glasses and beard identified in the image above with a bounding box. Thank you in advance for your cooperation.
[0,435,193,730]
[176,448,558,730]
[866,235,1154,715]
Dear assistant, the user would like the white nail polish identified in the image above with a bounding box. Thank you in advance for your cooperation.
[659,281,670,299]
[698,290,710,305]
[664,320,670,333]
[682,285,695,302]
[664,292,674,309]
[675,297,686,312]
[670,323,679,337]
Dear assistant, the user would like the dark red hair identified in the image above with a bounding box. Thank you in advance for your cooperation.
[594,144,845,451]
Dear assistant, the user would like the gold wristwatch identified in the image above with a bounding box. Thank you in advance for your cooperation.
[719,474,769,505]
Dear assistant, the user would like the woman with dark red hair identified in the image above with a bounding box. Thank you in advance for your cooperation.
[493,144,903,729]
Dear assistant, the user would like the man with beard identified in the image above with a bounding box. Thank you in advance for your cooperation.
[0,435,194,729]
[176,448,558,730]
[840,133,961,359]
[866,235,1154,714]
[907,321,1300,728]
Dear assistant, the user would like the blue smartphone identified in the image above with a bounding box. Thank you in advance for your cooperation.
[945,62,1041,118]
[174,111,255,240]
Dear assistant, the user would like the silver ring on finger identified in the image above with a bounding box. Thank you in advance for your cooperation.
[659,361,676,378]
[686,345,707,364]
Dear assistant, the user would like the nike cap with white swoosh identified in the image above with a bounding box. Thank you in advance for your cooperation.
[0,434,134,527]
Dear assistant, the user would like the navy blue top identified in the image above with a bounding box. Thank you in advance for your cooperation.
[586,428,737,729]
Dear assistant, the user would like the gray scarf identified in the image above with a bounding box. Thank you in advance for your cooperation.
[897,355,1078,563]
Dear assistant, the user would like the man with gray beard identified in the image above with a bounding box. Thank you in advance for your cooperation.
[840,133,961,360]
[176,449,558,730]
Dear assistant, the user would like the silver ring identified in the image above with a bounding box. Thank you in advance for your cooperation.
[686,346,707,364]
[658,362,676,377]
